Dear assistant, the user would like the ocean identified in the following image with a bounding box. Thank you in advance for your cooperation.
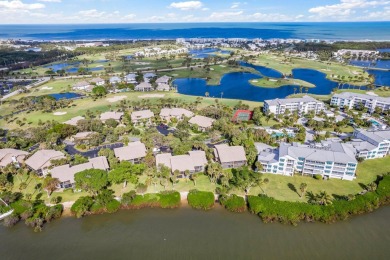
[1,22,390,41]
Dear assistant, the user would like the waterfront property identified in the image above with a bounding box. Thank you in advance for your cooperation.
[214,144,247,169]
[189,115,215,131]
[100,111,124,123]
[25,149,66,176]
[349,129,390,160]
[51,156,109,188]
[131,110,154,125]
[135,82,153,92]
[160,108,194,122]
[156,150,207,177]
[263,95,325,115]
[330,92,390,113]
[257,142,357,180]
[90,77,105,86]
[156,75,171,91]
[72,81,92,91]
[0,148,28,168]
[114,141,147,163]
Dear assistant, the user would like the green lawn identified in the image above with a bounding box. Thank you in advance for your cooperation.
[252,53,370,86]
[249,77,314,88]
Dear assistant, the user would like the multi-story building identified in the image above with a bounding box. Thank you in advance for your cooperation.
[257,142,358,180]
[330,92,390,113]
[156,151,207,177]
[214,144,247,169]
[263,96,324,115]
[349,129,390,160]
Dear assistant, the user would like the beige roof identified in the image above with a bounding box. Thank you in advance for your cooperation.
[156,153,172,168]
[73,81,90,88]
[214,144,247,163]
[135,82,153,90]
[0,149,29,167]
[73,132,96,139]
[100,111,124,121]
[51,156,109,184]
[156,151,207,172]
[160,108,194,118]
[131,110,154,121]
[189,115,215,128]
[90,77,105,83]
[114,141,147,161]
[63,116,85,126]
[156,83,170,91]
[156,75,171,84]
[25,150,66,171]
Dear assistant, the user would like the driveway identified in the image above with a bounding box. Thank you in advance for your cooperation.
[65,142,124,158]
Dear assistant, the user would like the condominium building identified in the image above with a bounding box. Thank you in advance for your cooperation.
[330,92,390,113]
[214,144,247,169]
[263,95,324,115]
[257,142,358,180]
[349,129,390,160]
[156,151,207,177]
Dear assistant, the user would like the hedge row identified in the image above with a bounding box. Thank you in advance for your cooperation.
[122,191,181,209]
[248,175,390,225]
[187,189,215,210]
[219,194,246,213]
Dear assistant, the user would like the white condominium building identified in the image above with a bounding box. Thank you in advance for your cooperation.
[263,95,324,115]
[257,142,358,180]
[349,129,390,160]
[330,92,390,113]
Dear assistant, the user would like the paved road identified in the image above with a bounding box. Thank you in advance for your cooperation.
[1,77,50,100]
[65,142,124,158]
[156,124,175,136]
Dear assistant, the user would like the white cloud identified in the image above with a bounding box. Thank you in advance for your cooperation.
[231,2,240,9]
[78,9,106,19]
[0,1,45,10]
[169,1,203,11]
[309,0,390,18]
[209,11,243,19]
[38,0,61,2]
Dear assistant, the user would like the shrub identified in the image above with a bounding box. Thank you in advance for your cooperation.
[121,190,136,206]
[71,196,94,218]
[187,190,215,210]
[159,191,181,208]
[220,194,246,213]
[313,174,322,180]
[3,215,20,227]
[106,199,121,213]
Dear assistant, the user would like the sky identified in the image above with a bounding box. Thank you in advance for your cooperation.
[0,0,389,24]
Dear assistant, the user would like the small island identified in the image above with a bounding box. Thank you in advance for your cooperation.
[249,77,315,89]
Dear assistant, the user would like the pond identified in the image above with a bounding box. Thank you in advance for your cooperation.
[190,48,231,59]
[49,92,82,100]
[0,206,389,259]
[174,63,371,102]
[45,61,106,73]
[349,59,390,70]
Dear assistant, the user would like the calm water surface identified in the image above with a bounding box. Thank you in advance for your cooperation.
[1,206,389,260]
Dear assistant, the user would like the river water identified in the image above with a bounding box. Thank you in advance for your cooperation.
[1,205,389,260]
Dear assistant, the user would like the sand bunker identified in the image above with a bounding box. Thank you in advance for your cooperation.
[41,86,53,90]
[106,95,127,103]
[138,94,165,98]
[366,91,378,96]
[53,112,67,116]
[269,79,278,82]
[252,80,258,83]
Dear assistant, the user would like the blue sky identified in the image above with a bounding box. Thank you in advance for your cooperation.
[0,0,389,23]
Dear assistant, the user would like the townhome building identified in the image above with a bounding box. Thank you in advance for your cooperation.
[51,156,109,189]
[131,110,154,125]
[263,95,325,115]
[160,108,194,121]
[330,92,390,113]
[257,142,358,180]
[0,149,29,168]
[25,150,66,176]
[156,151,207,177]
[114,141,147,163]
[349,129,390,159]
[214,144,247,169]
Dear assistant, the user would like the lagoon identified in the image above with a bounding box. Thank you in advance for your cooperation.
[49,92,82,100]
[1,205,389,259]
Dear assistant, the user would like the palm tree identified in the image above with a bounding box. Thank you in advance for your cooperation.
[299,183,307,198]
[190,173,198,186]
[316,191,333,206]
[367,182,377,192]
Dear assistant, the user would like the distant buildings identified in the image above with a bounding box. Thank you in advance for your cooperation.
[214,144,247,169]
[257,142,357,180]
[264,96,324,115]
[72,81,91,91]
[331,92,390,113]
[114,141,147,163]
[349,129,390,160]
[135,82,153,92]
[51,156,109,188]
[156,151,207,177]
[25,150,66,176]
[334,49,379,58]
[109,76,122,85]
[90,78,105,86]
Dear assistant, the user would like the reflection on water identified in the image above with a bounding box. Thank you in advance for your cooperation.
[0,206,389,259]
